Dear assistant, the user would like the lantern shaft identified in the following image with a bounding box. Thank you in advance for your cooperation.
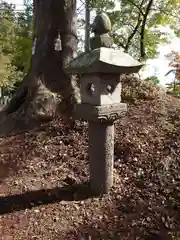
[88,121,114,194]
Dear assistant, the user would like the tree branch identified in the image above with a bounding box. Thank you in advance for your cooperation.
[125,18,142,51]
[127,0,145,16]
[140,0,154,59]
[124,0,145,52]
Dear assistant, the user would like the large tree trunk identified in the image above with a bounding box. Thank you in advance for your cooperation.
[1,0,79,130]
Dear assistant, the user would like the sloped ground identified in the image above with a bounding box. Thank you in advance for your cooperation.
[0,95,180,240]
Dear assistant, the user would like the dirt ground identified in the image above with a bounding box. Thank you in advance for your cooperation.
[0,96,180,240]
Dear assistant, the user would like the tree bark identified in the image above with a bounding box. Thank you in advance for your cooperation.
[3,0,79,126]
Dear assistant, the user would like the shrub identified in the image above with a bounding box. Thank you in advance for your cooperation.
[121,74,165,103]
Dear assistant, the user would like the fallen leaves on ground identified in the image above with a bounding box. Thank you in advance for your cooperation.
[0,95,180,240]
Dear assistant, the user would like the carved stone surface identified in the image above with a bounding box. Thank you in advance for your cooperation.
[80,74,122,105]
[74,103,127,122]
[91,12,112,34]
[90,33,114,50]
[88,121,114,194]
[90,12,114,50]
[65,47,144,74]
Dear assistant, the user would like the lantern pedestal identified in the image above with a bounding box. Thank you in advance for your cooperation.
[74,103,127,195]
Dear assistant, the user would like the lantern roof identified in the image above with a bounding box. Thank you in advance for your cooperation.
[65,47,144,74]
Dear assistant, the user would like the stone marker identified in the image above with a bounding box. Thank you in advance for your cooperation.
[65,13,143,195]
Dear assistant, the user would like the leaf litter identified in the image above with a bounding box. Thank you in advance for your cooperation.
[0,95,180,240]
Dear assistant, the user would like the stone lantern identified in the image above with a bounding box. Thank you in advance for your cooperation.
[65,47,143,195]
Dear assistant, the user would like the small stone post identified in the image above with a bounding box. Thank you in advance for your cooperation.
[65,14,143,195]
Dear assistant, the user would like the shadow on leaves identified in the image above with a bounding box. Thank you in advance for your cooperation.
[0,182,92,215]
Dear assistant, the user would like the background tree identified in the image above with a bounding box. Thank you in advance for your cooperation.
[1,0,78,129]
[1,0,180,129]
[165,51,180,95]
[11,0,33,75]
[90,0,180,60]
[0,1,31,95]
[0,2,19,93]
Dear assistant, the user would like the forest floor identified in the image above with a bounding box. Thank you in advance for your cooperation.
[0,95,180,240]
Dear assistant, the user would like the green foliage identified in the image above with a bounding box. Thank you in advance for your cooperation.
[12,0,33,73]
[90,0,115,11]
[0,2,16,54]
[167,91,180,98]
[0,1,32,93]
[90,0,180,60]
[144,76,160,85]
[0,54,23,89]
[166,82,180,98]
